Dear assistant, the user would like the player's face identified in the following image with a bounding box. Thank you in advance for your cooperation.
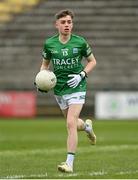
[55,15,73,36]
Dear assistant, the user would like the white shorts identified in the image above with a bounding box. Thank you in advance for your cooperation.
[55,92,86,110]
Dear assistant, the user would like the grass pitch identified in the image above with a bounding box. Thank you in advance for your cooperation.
[0,118,138,179]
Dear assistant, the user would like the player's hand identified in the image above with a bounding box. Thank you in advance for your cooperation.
[34,82,48,93]
[67,71,87,88]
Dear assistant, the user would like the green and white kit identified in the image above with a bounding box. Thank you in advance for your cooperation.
[42,34,92,108]
[42,34,92,95]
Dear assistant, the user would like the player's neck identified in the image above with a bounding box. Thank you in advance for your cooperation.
[59,34,71,44]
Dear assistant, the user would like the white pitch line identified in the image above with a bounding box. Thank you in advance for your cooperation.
[2,169,138,179]
[89,170,108,176]
[0,148,66,156]
[116,169,138,175]
[58,173,79,177]
[78,144,138,153]
[0,144,138,157]
[2,173,48,179]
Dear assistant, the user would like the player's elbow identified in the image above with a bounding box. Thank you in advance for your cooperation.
[93,58,97,67]
[90,57,96,68]
[87,54,97,67]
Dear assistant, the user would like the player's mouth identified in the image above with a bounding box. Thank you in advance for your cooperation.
[64,28,69,32]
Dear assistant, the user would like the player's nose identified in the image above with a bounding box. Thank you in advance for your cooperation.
[65,21,69,26]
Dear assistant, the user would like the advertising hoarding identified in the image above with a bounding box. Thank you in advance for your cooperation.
[95,92,138,119]
[0,91,36,117]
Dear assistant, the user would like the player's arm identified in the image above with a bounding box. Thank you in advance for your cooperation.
[83,53,96,75]
[40,58,50,71]
[67,53,96,88]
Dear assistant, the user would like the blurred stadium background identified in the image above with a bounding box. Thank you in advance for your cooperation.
[0,0,138,118]
[0,0,138,179]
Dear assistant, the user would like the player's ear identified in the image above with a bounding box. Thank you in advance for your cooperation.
[55,20,58,29]
[72,22,74,28]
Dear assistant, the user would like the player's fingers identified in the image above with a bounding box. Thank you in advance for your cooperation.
[68,81,76,87]
[70,83,78,88]
[68,81,77,87]
[67,78,75,84]
[68,74,75,78]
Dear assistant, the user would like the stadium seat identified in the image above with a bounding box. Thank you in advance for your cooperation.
[0,0,40,23]
[0,0,137,116]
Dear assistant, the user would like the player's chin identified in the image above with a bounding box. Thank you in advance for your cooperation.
[63,30,71,35]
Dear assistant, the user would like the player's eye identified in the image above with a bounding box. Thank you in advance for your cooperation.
[67,20,72,24]
[60,20,72,25]
[60,20,66,24]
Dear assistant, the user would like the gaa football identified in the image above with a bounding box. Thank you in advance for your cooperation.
[35,70,57,91]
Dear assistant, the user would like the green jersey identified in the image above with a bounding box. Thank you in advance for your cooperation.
[42,34,92,96]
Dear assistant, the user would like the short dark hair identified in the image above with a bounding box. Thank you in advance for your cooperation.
[55,9,74,20]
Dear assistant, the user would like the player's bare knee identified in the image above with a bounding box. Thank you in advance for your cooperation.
[67,120,77,131]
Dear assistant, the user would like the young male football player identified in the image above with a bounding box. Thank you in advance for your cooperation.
[40,9,97,173]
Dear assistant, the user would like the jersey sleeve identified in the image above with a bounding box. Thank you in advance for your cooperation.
[81,39,92,57]
[42,41,51,60]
